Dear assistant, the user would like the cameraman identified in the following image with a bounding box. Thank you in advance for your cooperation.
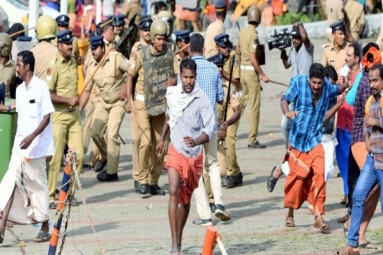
[281,22,314,78]
[280,22,314,147]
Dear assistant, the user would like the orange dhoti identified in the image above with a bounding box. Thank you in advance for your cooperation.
[166,143,203,205]
[284,144,326,216]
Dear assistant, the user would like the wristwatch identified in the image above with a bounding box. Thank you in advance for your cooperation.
[7,105,11,112]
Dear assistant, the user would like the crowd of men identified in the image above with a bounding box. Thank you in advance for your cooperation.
[0,0,383,254]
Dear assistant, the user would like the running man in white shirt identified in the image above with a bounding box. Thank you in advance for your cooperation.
[0,50,55,243]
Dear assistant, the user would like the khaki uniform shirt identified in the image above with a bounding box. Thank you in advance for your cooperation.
[85,51,130,104]
[204,19,225,59]
[326,0,344,26]
[84,38,113,67]
[321,43,348,73]
[344,0,365,34]
[237,25,259,68]
[51,37,80,60]
[30,41,58,79]
[128,45,179,95]
[46,53,78,109]
[0,59,16,98]
[130,40,149,60]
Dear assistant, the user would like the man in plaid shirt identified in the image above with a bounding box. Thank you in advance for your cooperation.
[187,33,231,226]
[281,63,349,230]
[342,64,383,255]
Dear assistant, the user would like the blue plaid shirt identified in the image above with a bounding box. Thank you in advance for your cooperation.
[283,75,340,152]
[186,55,224,134]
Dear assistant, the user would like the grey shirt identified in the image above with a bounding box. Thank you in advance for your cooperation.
[288,42,314,78]
[167,86,215,158]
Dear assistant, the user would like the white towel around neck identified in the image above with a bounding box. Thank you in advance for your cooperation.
[166,83,200,129]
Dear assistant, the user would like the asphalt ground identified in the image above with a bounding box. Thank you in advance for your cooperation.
[1,38,382,255]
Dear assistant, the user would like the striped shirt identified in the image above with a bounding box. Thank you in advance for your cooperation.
[365,95,383,169]
[283,75,340,152]
[352,72,371,145]
[167,86,215,158]
[191,55,224,134]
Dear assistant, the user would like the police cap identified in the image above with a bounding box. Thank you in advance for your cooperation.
[90,35,105,49]
[17,36,32,42]
[215,0,227,12]
[174,30,191,44]
[214,34,230,47]
[56,15,70,27]
[330,20,346,33]
[56,30,74,43]
[140,17,153,31]
[113,14,126,26]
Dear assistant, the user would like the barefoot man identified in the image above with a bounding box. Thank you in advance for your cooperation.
[156,58,215,254]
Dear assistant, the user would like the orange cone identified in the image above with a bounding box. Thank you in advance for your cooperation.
[202,226,218,255]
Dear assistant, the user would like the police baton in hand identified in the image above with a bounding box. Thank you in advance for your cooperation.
[220,55,235,150]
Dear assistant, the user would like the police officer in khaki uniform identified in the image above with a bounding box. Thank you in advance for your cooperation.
[322,21,348,73]
[129,17,152,189]
[204,0,227,59]
[79,35,129,182]
[325,0,345,42]
[156,11,177,53]
[174,30,191,64]
[82,21,115,172]
[113,14,130,59]
[344,0,365,42]
[237,5,269,149]
[0,33,16,99]
[126,20,178,195]
[46,30,84,208]
[52,15,80,63]
[30,15,58,79]
[214,34,243,188]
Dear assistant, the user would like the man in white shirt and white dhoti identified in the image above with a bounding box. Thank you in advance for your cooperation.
[0,50,55,243]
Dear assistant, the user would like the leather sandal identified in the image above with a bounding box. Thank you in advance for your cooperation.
[33,230,51,243]
[337,246,360,255]
[313,216,330,230]
[337,214,350,224]
[285,216,295,227]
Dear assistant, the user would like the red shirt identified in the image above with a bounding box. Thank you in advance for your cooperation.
[336,70,358,131]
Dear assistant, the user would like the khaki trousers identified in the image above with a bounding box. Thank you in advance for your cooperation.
[134,100,165,185]
[241,69,261,144]
[130,100,140,181]
[194,134,224,219]
[48,110,84,202]
[91,100,125,174]
[82,91,102,166]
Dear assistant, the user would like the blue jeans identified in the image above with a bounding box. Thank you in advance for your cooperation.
[347,154,383,247]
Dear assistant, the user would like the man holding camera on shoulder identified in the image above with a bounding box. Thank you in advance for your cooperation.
[280,22,314,146]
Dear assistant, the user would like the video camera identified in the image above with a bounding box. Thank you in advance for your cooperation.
[207,53,225,68]
[267,28,291,51]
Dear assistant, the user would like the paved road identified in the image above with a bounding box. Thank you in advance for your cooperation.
[1,39,383,255]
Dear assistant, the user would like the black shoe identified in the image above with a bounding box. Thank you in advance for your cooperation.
[94,160,107,172]
[222,173,243,188]
[136,183,150,194]
[49,202,56,210]
[214,204,231,221]
[0,235,3,244]
[66,197,80,206]
[134,180,139,191]
[267,166,279,192]
[209,203,216,213]
[83,162,90,168]
[97,172,119,182]
[248,141,267,149]
[149,184,166,195]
